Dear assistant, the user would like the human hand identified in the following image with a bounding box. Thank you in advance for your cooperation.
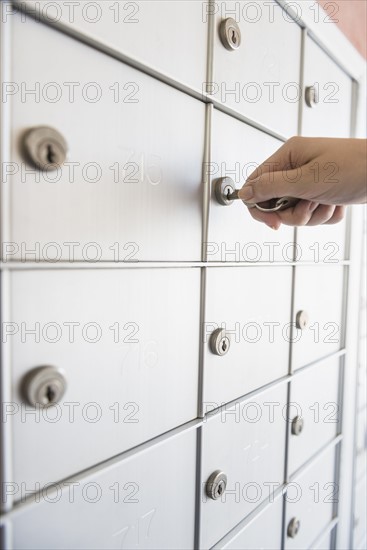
[238,137,367,229]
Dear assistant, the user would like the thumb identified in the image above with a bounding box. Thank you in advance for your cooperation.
[238,167,309,204]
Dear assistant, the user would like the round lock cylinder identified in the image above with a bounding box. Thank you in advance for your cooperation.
[296,310,309,330]
[287,517,301,538]
[219,18,241,50]
[291,415,304,436]
[22,365,67,408]
[210,328,231,356]
[305,85,319,108]
[206,470,227,500]
[214,177,236,206]
[23,126,68,171]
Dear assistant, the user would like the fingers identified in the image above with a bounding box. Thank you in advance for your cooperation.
[244,140,294,183]
[238,151,318,205]
[299,204,345,226]
[245,203,282,230]
[238,136,336,206]
[239,137,308,206]
[244,200,346,228]
[324,205,346,225]
[245,200,316,228]
[238,168,305,204]
[245,136,309,183]
[303,204,337,226]
[238,134,348,227]
[275,200,319,226]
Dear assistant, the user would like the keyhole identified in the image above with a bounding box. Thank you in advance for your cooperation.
[46,385,56,404]
[231,29,237,44]
[217,482,224,496]
[221,339,227,352]
[46,144,56,164]
[225,186,233,200]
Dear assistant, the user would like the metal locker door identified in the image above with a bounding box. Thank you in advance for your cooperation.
[203,266,291,405]
[284,445,337,550]
[7,268,200,489]
[292,265,344,371]
[354,477,367,548]
[211,495,283,550]
[301,36,353,137]
[311,529,333,550]
[206,108,295,263]
[16,0,208,92]
[200,383,287,548]
[6,13,205,262]
[357,363,367,410]
[288,356,341,475]
[210,0,301,137]
[6,429,197,550]
[296,216,348,263]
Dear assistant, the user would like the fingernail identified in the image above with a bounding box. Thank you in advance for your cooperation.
[266,224,279,231]
[238,185,254,202]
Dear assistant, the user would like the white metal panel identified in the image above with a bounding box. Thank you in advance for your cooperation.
[207,109,295,263]
[311,529,332,550]
[337,207,365,549]
[6,13,205,262]
[8,429,197,550]
[301,36,352,137]
[360,299,367,341]
[284,445,337,550]
[296,217,347,263]
[212,496,283,549]
[357,365,367,410]
[211,1,301,137]
[7,268,200,489]
[355,450,367,485]
[356,409,367,454]
[288,356,340,475]
[358,337,367,373]
[203,266,292,405]
[292,266,344,371]
[355,536,367,550]
[200,383,287,548]
[19,0,208,92]
[354,476,367,549]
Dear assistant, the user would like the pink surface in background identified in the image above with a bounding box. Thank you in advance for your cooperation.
[318,0,367,59]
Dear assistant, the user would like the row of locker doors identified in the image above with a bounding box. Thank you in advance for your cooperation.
[5,267,343,491]
[3,369,341,549]
[10,0,352,137]
[3,8,350,262]
[1,2,356,550]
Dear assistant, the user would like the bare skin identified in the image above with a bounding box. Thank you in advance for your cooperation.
[238,137,367,229]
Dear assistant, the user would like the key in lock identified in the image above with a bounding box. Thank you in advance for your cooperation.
[214,177,299,212]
